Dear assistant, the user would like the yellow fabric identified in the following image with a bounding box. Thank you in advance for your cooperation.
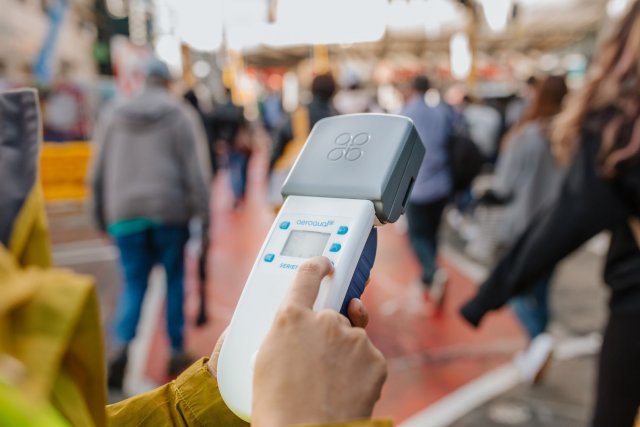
[273,107,310,171]
[0,379,70,427]
[107,358,393,427]
[107,358,392,427]
[0,245,106,426]
[107,358,249,426]
[8,183,52,269]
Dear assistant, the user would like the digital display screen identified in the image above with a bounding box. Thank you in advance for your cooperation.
[281,231,330,259]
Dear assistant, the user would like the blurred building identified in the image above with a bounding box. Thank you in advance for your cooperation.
[0,0,97,85]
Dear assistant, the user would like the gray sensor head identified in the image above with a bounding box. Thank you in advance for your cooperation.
[281,114,425,223]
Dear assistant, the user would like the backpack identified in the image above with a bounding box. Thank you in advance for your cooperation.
[447,120,486,193]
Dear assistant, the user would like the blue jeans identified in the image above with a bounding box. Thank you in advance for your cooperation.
[406,198,448,285]
[511,269,553,339]
[455,188,474,214]
[229,150,248,201]
[113,225,190,351]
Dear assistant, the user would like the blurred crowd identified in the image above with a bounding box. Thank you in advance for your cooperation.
[2,0,640,426]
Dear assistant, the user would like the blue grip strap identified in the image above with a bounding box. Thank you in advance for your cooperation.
[340,227,378,315]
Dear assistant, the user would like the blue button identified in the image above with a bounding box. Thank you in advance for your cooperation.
[329,243,342,253]
[279,221,291,230]
[264,253,275,262]
[337,226,349,235]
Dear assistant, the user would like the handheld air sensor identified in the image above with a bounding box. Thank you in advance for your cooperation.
[217,114,425,420]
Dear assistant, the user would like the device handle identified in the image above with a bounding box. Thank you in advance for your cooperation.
[339,227,377,315]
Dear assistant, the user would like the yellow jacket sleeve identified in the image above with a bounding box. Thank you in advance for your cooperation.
[106,358,393,427]
[106,358,249,427]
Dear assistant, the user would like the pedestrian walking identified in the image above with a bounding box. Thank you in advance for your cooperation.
[400,75,453,309]
[268,73,337,210]
[90,59,211,389]
[211,89,251,209]
[461,3,640,425]
[479,75,568,383]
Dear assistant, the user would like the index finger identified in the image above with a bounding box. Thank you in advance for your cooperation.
[282,257,334,310]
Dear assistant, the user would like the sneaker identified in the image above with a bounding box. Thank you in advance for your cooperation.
[168,351,194,378]
[446,209,464,230]
[514,333,554,385]
[107,347,128,391]
[429,269,449,309]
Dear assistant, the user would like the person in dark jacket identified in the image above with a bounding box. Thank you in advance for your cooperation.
[184,89,217,176]
[211,89,251,208]
[401,75,453,309]
[268,74,337,209]
[269,73,337,172]
[480,76,568,383]
[461,4,640,426]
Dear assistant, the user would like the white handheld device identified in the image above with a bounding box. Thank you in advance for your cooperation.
[217,114,425,421]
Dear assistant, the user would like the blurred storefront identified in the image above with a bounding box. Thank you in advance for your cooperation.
[1,0,630,202]
[0,0,97,85]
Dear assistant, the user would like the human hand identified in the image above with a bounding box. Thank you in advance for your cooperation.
[207,329,226,379]
[251,257,387,427]
[206,290,370,378]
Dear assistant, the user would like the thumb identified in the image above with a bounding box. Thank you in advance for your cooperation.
[282,257,333,310]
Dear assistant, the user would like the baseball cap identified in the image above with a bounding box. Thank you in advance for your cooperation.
[145,58,172,81]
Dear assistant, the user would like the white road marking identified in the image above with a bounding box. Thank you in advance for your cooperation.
[554,332,602,361]
[400,364,522,427]
[53,240,118,265]
[123,266,165,395]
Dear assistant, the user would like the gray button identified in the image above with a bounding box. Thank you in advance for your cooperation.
[352,132,370,145]
[335,132,351,145]
[327,148,344,161]
[346,148,363,161]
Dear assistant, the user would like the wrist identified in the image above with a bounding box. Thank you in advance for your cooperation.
[253,406,314,427]
[206,357,217,378]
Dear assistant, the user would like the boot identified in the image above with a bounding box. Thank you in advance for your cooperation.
[107,346,128,391]
[168,351,194,378]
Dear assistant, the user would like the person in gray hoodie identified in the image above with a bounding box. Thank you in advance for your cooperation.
[90,59,210,389]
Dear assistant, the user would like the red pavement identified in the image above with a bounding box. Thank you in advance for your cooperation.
[145,146,526,424]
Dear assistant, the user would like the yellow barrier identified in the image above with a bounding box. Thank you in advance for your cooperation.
[40,141,92,202]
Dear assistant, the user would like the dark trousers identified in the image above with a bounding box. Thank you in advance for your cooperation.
[113,225,190,351]
[406,198,448,285]
[592,311,640,427]
[229,150,249,201]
